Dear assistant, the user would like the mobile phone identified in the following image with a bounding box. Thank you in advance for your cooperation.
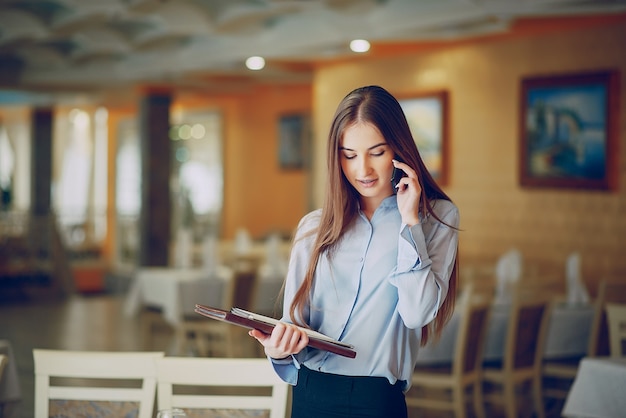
[391,160,407,194]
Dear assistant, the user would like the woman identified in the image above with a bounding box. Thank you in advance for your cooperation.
[250,85,459,418]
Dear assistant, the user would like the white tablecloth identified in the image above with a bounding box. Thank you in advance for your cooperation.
[123,266,233,326]
[416,302,595,364]
[255,264,285,316]
[562,357,626,418]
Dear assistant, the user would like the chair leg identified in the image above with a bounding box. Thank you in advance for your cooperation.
[196,332,209,357]
[452,384,466,418]
[175,326,187,356]
[504,381,517,418]
[140,311,153,350]
[533,376,545,418]
[473,381,486,418]
[226,328,236,357]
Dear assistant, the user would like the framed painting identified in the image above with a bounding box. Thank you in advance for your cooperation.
[398,91,449,185]
[278,113,310,169]
[519,70,618,190]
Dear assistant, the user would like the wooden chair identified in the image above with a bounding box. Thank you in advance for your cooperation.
[406,285,492,418]
[541,279,626,415]
[605,303,626,357]
[33,349,164,418]
[481,289,552,418]
[0,354,7,383]
[588,280,626,358]
[155,357,289,418]
[541,305,593,408]
[178,262,259,357]
[0,353,7,415]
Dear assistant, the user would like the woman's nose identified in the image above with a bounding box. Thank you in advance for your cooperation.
[356,156,372,176]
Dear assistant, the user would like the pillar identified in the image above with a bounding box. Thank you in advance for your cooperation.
[138,92,172,266]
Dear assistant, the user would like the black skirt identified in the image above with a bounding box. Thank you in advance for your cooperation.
[291,366,408,418]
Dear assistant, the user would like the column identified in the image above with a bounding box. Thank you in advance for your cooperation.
[30,108,52,216]
[138,92,172,267]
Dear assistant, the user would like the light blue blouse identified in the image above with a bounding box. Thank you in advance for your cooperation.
[271,195,459,392]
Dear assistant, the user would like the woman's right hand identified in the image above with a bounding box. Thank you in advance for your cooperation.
[248,322,309,359]
[392,159,422,226]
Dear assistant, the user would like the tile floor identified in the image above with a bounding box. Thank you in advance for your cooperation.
[0,293,150,418]
[0,291,566,418]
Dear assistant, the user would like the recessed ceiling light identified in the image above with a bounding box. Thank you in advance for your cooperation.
[350,39,370,53]
[246,56,265,70]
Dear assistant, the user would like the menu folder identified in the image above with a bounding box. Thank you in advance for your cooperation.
[194,304,357,359]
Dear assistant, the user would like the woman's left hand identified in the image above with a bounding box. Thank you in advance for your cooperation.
[392,159,422,226]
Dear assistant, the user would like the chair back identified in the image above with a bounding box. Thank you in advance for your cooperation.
[178,262,260,357]
[0,354,7,382]
[33,349,164,418]
[156,357,289,418]
[222,259,259,310]
[502,292,552,374]
[588,280,626,357]
[605,303,626,357]
[232,269,258,309]
[453,286,492,378]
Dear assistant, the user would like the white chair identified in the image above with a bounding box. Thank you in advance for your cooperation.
[33,349,164,418]
[155,357,289,418]
[605,303,626,357]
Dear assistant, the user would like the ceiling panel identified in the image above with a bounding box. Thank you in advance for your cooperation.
[0,0,623,97]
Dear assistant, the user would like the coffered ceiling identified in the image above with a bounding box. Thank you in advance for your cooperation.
[0,0,625,98]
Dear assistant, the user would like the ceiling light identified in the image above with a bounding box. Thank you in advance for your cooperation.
[191,123,205,139]
[246,56,265,70]
[350,39,370,53]
[178,124,191,140]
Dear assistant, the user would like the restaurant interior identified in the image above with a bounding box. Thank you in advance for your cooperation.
[1,0,626,417]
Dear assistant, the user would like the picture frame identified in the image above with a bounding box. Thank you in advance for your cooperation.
[519,70,618,190]
[278,113,310,169]
[398,91,449,186]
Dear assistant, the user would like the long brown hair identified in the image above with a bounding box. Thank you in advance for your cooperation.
[289,85,457,346]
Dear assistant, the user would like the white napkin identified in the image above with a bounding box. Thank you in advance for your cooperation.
[234,228,252,255]
[202,234,220,276]
[261,233,288,280]
[494,249,523,304]
[175,228,193,268]
[565,252,590,306]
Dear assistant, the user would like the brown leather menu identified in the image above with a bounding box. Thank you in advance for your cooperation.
[194,304,357,359]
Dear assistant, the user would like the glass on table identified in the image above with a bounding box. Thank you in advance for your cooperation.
[157,408,187,418]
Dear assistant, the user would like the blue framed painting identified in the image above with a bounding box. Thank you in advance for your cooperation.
[519,70,618,190]
[398,91,449,185]
[278,113,309,169]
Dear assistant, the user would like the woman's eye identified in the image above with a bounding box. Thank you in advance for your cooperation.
[343,154,356,160]
[371,151,385,157]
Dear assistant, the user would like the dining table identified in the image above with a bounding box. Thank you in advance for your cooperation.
[123,266,234,327]
[254,263,286,316]
[415,301,595,364]
[123,264,286,354]
[562,357,626,418]
[123,265,236,354]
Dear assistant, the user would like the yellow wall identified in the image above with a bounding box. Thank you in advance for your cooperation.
[5,17,624,292]
[176,84,312,240]
[312,20,626,290]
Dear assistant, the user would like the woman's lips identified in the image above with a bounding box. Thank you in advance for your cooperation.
[358,179,377,188]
